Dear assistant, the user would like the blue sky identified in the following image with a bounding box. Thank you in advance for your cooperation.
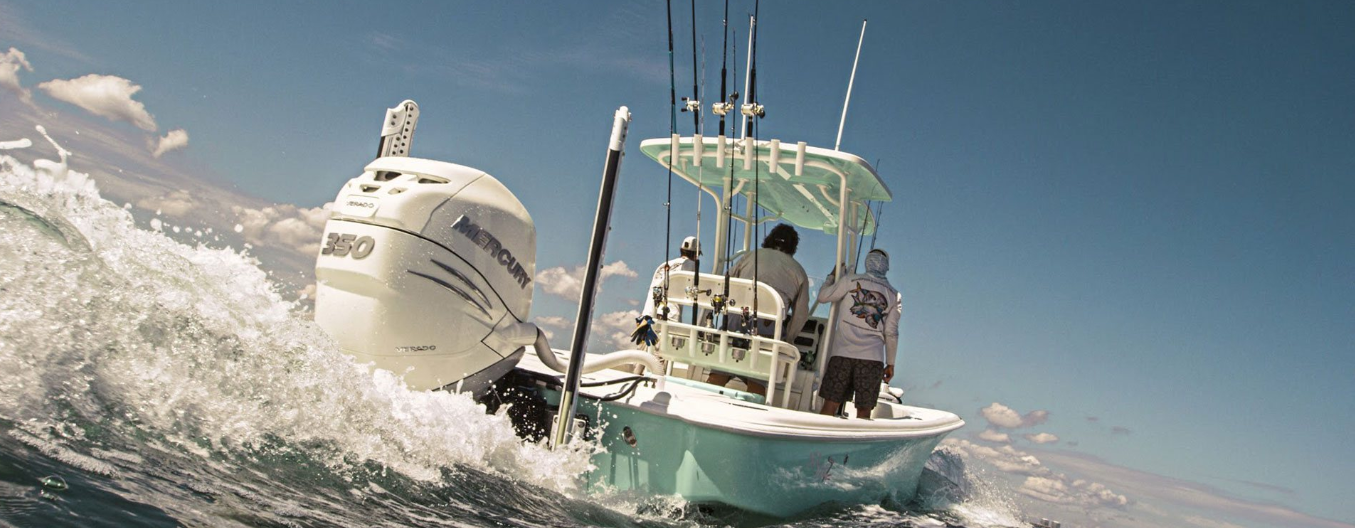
[2,1,1352,526]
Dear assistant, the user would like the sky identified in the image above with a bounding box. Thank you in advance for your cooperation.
[1,1,1352,527]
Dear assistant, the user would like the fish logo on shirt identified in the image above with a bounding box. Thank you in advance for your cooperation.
[849,282,890,329]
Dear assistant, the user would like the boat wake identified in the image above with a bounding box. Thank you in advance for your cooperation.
[0,131,1026,527]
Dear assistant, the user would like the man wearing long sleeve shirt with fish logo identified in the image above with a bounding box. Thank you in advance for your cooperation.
[817,249,902,419]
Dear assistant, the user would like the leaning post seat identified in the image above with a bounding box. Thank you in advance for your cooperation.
[650,271,801,408]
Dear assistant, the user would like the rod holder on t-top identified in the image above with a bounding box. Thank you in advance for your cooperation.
[376,100,419,159]
[550,106,633,450]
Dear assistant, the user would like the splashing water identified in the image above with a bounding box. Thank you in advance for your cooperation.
[0,128,1029,527]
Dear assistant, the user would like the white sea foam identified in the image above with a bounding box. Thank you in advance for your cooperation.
[0,128,595,500]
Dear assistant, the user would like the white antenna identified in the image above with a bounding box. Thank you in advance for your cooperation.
[835,19,867,151]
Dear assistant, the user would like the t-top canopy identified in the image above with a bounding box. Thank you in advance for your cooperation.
[639,136,891,235]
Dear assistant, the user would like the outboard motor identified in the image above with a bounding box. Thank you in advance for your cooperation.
[315,101,536,395]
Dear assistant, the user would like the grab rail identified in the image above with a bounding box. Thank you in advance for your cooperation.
[652,319,800,408]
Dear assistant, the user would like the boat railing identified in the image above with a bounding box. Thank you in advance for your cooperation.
[650,271,801,407]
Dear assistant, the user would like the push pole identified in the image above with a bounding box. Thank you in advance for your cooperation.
[550,107,632,450]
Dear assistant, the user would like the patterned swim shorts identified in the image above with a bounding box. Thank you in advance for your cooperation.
[819,356,885,410]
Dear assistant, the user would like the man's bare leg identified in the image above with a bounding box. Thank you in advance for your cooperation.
[820,400,842,416]
[855,406,872,420]
[706,372,732,387]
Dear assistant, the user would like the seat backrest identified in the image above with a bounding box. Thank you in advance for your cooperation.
[663,271,785,327]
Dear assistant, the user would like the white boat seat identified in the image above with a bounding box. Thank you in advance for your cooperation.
[650,271,800,407]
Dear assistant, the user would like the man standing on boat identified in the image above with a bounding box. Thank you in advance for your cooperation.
[706,224,811,395]
[817,249,901,419]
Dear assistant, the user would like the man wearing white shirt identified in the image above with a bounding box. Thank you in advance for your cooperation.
[816,249,901,419]
[641,236,700,321]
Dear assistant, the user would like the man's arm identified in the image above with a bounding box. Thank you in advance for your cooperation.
[884,291,902,367]
[815,270,850,304]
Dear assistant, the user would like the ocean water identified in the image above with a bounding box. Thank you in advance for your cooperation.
[0,135,1028,528]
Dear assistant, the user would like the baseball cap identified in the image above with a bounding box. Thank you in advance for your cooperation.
[681,236,701,255]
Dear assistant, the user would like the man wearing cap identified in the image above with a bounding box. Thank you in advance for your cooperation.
[641,235,700,321]
[816,248,901,419]
[628,236,701,374]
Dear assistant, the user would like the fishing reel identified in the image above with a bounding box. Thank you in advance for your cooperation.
[685,286,712,297]
[710,294,737,315]
[739,306,754,335]
[740,102,765,118]
[681,97,702,114]
[712,92,739,117]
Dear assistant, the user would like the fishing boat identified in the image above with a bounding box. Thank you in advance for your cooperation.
[312,99,962,517]
[311,10,962,517]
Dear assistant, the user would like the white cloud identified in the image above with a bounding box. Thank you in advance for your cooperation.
[0,47,34,105]
[1183,515,1249,528]
[1025,432,1060,445]
[600,261,637,278]
[536,316,571,329]
[945,438,1130,511]
[150,128,188,158]
[536,267,581,299]
[38,74,158,131]
[268,217,323,255]
[530,311,637,351]
[1018,475,1129,509]
[591,309,640,350]
[942,439,1048,477]
[1018,475,1070,503]
[535,261,638,300]
[136,190,197,217]
[981,402,1024,428]
[230,203,330,254]
[977,429,1011,443]
[980,402,1050,429]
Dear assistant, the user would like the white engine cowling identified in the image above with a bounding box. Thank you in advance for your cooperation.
[315,155,535,394]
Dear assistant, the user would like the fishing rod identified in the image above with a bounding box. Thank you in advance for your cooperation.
[741,2,763,139]
[716,0,730,137]
[715,0,736,332]
[853,159,882,270]
[869,201,884,252]
[686,0,704,327]
[682,0,704,134]
[747,0,761,328]
[659,0,677,322]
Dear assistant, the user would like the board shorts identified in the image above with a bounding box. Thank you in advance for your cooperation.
[819,356,885,410]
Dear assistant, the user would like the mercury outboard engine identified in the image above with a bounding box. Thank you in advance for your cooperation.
[314,101,537,395]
